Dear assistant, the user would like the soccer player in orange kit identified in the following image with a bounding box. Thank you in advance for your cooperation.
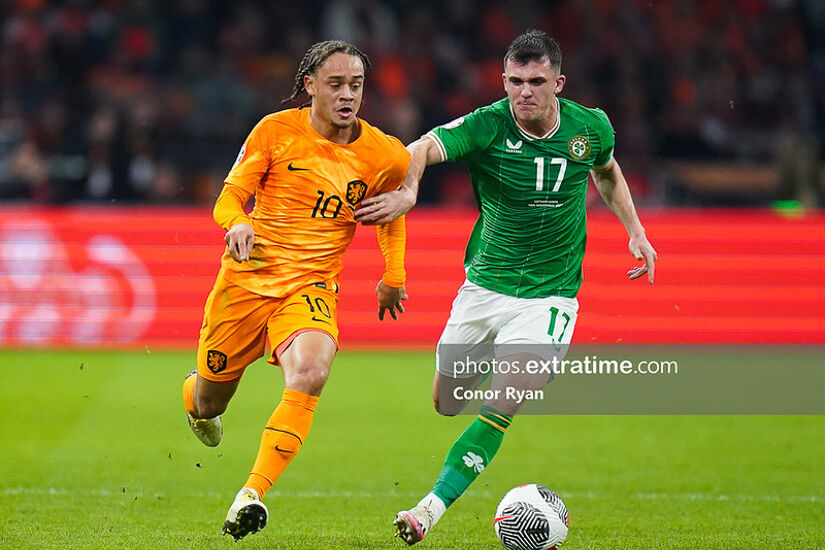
[180,40,410,541]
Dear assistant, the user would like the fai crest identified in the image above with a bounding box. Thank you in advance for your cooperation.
[567,136,591,160]
[346,180,367,205]
[207,350,228,374]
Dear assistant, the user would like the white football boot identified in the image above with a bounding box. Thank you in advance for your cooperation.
[186,412,222,447]
[223,488,269,541]
[393,505,434,545]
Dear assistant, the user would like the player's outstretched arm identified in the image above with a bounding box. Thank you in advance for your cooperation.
[376,281,408,321]
[355,136,442,225]
[591,159,657,284]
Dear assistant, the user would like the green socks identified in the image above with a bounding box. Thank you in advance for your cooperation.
[431,405,512,507]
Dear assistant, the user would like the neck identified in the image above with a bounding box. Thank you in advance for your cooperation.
[309,108,360,145]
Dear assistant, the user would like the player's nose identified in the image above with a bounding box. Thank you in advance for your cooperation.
[340,85,355,99]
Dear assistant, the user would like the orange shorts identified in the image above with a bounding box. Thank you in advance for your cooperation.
[196,275,339,382]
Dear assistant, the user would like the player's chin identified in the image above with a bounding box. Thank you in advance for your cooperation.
[515,105,539,118]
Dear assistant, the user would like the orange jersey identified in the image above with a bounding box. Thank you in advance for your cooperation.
[214,107,410,298]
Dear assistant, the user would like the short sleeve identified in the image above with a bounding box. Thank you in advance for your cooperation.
[592,109,616,168]
[224,118,272,193]
[427,107,498,162]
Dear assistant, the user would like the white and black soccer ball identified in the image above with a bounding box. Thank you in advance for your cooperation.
[494,484,569,550]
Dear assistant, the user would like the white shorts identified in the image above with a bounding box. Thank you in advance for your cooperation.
[436,279,578,378]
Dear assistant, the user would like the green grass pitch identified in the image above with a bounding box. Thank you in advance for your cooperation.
[1,349,823,549]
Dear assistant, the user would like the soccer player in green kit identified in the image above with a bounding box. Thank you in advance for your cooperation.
[356,30,658,544]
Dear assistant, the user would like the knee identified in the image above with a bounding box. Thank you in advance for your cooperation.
[285,356,330,395]
[433,396,459,417]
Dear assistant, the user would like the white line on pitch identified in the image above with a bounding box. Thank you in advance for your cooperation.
[0,487,822,503]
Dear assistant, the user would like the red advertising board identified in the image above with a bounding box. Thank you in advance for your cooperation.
[1,206,824,349]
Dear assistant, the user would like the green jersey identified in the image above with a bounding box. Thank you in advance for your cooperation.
[428,97,615,298]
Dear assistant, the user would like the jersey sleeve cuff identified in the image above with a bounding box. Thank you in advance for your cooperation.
[381,270,406,288]
[425,132,447,163]
[228,214,253,229]
[593,152,615,170]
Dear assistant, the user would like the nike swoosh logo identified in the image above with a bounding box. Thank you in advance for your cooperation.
[494,516,514,524]
[287,162,309,171]
[274,445,294,454]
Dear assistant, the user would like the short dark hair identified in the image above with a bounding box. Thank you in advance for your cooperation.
[282,40,371,104]
[504,30,562,72]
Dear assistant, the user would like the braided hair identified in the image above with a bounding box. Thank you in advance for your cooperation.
[282,40,371,105]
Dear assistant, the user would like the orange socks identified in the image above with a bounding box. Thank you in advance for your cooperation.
[184,378,318,499]
[182,372,197,416]
[244,388,319,499]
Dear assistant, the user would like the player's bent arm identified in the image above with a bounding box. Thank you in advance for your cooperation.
[214,183,255,262]
[214,183,253,230]
[375,216,408,320]
[591,159,658,283]
[355,135,443,225]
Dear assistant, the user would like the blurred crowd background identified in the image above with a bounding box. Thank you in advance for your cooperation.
[1,0,824,207]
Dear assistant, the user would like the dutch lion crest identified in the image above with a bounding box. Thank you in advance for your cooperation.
[207,350,227,374]
[346,180,368,206]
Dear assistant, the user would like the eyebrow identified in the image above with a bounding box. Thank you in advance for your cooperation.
[327,75,364,80]
[508,75,547,82]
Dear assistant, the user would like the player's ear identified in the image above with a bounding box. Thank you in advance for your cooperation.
[554,74,566,95]
[304,74,315,98]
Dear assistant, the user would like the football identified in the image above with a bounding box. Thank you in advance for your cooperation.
[494,484,569,550]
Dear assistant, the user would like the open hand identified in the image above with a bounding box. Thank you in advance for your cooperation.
[627,234,657,284]
[376,281,408,320]
[355,187,417,225]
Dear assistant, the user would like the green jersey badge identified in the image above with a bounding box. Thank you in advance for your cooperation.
[567,136,591,160]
